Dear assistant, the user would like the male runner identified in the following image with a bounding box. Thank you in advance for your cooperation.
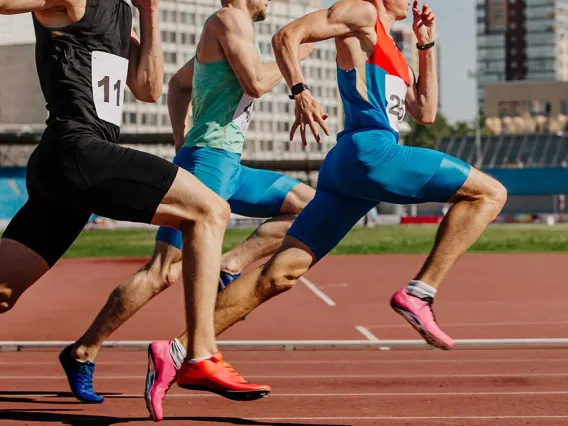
[0,0,264,404]
[61,0,315,417]
[137,0,508,403]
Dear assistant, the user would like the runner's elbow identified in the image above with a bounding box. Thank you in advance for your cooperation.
[414,108,437,125]
[135,87,162,103]
[243,81,265,98]
[132,80,163,103]
[272,30,291,55]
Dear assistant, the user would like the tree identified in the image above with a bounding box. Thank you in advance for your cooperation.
[404,113,453,148]
[451,121,474,137]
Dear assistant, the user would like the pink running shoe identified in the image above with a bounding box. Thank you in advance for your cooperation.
[145,340,178,422]
[390,287,454,350]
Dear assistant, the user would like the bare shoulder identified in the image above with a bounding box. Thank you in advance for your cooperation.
[210,7,254,38]
[329,0,376,28]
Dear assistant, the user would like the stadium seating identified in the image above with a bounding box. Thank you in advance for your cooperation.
[437,134,568,168]
[0,167,27,219]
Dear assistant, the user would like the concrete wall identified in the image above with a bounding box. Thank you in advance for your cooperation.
[0,43,46,126]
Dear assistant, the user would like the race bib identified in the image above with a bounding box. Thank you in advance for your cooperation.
[91,51,129,126]
[232,94,255,136]
[385,74,407,133]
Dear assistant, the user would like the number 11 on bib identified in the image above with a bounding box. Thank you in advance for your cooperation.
[91,51,129,127]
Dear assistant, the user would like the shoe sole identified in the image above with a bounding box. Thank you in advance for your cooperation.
[177,384,270,401]
[144,346,158,422]
[58,350,104,404]
[391,303,452,350]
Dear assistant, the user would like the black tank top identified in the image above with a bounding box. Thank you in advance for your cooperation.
[33,0,132,143]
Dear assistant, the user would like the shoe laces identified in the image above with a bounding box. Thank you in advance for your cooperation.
[76,361,96,392]
[221,361,247,383]
[422,296,437,322]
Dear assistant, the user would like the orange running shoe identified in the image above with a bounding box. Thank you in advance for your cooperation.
[176,352,271,401]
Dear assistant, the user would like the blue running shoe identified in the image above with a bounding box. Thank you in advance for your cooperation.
[219,271,246,320]
[59,345,104,403]
[218,271,241,293]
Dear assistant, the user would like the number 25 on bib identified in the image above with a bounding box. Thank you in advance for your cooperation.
[385,75,407,133]
[91,51,129,127]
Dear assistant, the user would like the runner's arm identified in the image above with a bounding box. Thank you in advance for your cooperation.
[271,0,375,89]
[127,1,164,103]
[215,9,282,98]
[405,2,437,124]
[405,51,437,124]
[168,58,195,152]
[0,0,70,14]
[271,0,375,145]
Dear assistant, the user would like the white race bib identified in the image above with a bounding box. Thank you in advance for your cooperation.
[91,51,129,127]
[385,74,407,133]
[232,93,254,136]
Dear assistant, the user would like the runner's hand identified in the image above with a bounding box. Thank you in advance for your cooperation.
[412,1,435,45]
[290,90,329,147]
[132,0,158,11]
[299,43,316,61]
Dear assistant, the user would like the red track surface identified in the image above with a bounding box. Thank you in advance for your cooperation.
[2,254,568,425]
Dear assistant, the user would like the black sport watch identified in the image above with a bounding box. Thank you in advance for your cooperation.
[289,82,310,99]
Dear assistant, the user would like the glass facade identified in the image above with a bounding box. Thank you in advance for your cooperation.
[477,0,568,109]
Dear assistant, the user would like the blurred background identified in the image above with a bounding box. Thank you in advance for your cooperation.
[1,0,567,232]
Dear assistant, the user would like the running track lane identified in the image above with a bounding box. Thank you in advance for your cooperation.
[2,254,568,424]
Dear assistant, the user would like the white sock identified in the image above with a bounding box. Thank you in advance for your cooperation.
[406,280,437,300]
[169,338,187,370]
[188,353,213,364]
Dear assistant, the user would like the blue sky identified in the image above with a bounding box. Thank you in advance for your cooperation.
[321,0,476,124]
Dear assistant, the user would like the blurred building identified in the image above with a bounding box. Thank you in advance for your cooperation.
[476,0,568,109]
[126,0,341,176]
[0,0,342,183]
[484,80,568,135]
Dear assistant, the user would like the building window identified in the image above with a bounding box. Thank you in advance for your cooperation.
[529,100,551,116]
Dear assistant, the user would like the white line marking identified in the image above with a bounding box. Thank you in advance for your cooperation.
[6,358,568,365]
[4,373,568,379]
[355,326,379,341]
[7,179,19,196]
[250,416,568,421]
[12,391,568,399]
[299,276,336,307]
[321,283,349,288]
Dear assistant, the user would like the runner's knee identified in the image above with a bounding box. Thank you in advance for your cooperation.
[470,173,507,216]
[259,256,310,296]
[181,194,230,231]
[281,183,315,214]
[484,177,507,211]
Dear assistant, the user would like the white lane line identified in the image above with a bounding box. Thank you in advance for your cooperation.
[4,372,568,379]
[299,276,336,307]
[14,391,568,398]
[355,326,379,341]
[91,390,568,398]
[250,416,568,421]
[5,358,568,365]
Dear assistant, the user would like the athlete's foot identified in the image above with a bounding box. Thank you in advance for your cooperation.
[390,287,454,350]
[176,352,271,401]
[59,345,104,403]
[219,271,246,320]
[145,340,178,422]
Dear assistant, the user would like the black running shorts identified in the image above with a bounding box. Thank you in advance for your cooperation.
[3,134,178,267]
